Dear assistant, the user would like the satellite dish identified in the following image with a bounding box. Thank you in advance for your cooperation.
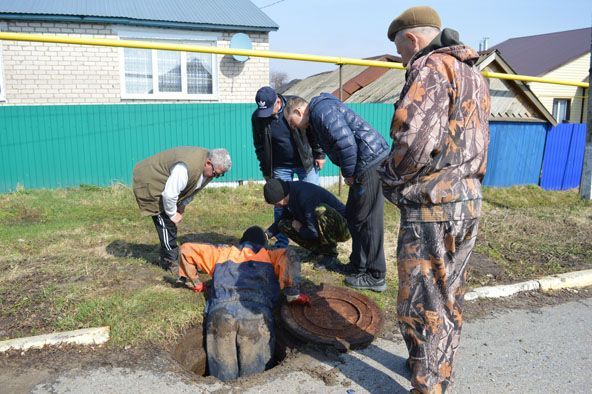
[230,33,252,62]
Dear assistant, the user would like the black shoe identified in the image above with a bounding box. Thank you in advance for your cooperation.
[313,255,339,271]
[345,273,387,292]
[174,276,188,288]
[160,258,178,274]
[335,262,357,275]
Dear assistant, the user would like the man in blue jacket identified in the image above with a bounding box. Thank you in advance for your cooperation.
[263,179,351,270]
[252,86,326,249]
[284,94,389,292]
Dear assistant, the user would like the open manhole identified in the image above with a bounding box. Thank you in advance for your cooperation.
[172,322,301,377]
[172,284,382,378]
[280,284,383,351]
[173,327,208,376]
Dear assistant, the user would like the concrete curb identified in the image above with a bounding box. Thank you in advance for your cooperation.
[465,269,592,301]
[0,326,110,352]
[2,270,591,353]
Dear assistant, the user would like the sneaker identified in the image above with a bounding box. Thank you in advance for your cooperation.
[345,273,387,292]
[313,255,339,271]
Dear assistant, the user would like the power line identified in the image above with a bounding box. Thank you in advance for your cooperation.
[259,0,287,10]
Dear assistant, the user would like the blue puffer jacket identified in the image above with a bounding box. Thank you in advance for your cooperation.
[308,93,389,178]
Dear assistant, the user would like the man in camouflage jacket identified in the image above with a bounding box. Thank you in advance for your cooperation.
[380,6,490,393]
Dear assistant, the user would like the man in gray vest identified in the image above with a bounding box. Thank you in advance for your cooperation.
[132,147,232,271]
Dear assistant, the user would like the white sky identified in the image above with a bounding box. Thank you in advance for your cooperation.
[251,0,592,81]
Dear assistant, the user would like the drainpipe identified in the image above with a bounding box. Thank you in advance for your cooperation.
[581,87,587,124]
[579,29,592,200]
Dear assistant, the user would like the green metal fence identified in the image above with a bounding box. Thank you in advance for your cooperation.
[0,103,394,192]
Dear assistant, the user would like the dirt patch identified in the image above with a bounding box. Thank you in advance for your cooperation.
[0,267,70,340]
[466,252,507,287]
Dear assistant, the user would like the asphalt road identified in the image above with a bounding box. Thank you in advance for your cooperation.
[23,296,591,394]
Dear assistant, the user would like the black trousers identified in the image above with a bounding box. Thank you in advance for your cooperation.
[345,164,386,277]
[152,213,178,266]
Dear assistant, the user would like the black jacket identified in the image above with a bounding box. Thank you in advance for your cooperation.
[267,181,346,241]
[252,94,325,178]
[308,93,389,179]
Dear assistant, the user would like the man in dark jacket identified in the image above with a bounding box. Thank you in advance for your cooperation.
[263,179,350,270]
[178,226,308,381]
[284,94,389,292]
[252,86,325,248]
[381,6,491,393]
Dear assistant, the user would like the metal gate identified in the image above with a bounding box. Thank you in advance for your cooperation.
[540,123,587,190]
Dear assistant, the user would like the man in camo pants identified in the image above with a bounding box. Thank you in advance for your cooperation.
[380,6,491,393]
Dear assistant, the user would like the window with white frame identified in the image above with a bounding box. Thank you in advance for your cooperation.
[118,27,217,100]
[552,98,571,123]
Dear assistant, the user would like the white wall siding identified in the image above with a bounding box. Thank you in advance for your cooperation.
[528,53,590,123]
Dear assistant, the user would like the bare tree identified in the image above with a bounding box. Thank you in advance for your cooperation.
[270,70,289,92]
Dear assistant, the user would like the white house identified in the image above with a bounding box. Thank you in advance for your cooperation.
[0,0,278,105]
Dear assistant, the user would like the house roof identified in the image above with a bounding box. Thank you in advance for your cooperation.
[0,0,278,32]
[285,51,556,125]
[490,27,591,76]
[283,55,400,101]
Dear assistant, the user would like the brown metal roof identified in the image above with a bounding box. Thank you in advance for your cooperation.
[284,51,556,124]
[283,55,400,101]
[491,27,591,77]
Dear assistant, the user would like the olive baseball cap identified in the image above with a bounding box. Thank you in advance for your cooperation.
[387,6,441,41]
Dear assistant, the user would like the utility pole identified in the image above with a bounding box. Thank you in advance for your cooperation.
[580,27,592,199]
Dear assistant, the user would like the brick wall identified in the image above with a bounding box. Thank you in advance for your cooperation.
[0,21,270,105]
[1,21,120,104]
[217,32,270,103]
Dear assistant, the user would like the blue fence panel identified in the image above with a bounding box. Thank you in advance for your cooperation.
[540,123,586,190]
[483,122,548,187]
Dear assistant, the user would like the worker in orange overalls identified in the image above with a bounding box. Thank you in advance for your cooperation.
[177,226,309,381]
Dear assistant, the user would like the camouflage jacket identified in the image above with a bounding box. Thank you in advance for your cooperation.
[378,40,490,222]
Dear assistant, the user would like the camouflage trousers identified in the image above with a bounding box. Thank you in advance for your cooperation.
[396,218,479,393]
[278,204,350,257]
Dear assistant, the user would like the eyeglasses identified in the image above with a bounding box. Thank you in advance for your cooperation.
[209,162,224,178]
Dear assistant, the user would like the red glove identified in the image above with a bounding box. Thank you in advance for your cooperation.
[289,293,311,306]
[192,282,206,293]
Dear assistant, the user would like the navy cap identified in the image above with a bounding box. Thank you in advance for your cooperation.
[255,86,278,118]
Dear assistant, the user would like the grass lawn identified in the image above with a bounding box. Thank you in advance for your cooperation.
[1,183,591,346]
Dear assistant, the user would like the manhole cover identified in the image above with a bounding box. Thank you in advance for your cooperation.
[280,284,383,351]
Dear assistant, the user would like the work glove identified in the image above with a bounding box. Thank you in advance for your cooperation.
[191,282,206,293]
[287,293,311,306]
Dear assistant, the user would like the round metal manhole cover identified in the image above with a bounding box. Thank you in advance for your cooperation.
[280,284,383,351]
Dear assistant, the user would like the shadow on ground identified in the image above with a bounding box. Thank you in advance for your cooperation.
[105,233,242,265]
[274,279,410,392]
